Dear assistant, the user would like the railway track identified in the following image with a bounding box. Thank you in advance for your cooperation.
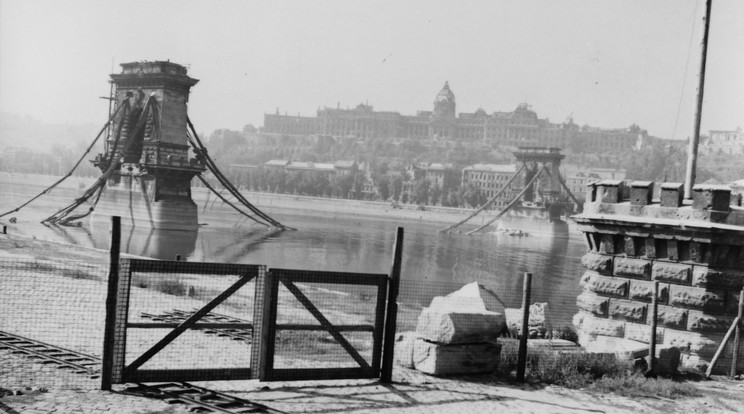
[0,331,100,378]
[140,309,253,342]
[125,382,286,413]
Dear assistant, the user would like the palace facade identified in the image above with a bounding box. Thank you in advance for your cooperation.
[263,82,651,151]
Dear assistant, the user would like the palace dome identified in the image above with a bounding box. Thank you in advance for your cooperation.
[435,81,455,104]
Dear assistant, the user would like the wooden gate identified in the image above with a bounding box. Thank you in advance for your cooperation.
[102,258,265,384]
[100,218,403,388]
[256,269,389,381]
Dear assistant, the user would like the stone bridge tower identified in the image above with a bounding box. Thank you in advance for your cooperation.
[92,61,205,231]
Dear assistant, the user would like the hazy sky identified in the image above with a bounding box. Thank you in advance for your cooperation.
[1,0,742,143]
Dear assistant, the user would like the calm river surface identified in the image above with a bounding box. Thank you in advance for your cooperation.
[2,175,587,328]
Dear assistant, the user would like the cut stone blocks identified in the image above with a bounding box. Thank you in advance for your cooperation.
[614,257,652,279]
[581,272,628,297]
[412,339,501,376]
[692,184,731,212]
[652,262,691,285]
[411,282,504,376]
[504,302,554,338]
[416,307,504,344]
[417,282,506,344]
[581,252,613,275]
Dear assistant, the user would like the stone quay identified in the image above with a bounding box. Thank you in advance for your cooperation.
[573,180,744,373]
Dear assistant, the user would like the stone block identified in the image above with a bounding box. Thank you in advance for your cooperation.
[574,312,625,338]
[599,234,616,254]
[614,257,652,279]
[504,302,554,338]
[666,240,680,261]
[580,272,628,297]
[644,238,657,259]
[437,281,507,314]
[654,305,688,330]
[394,332,416,369]
[669,285,726,313]
[581,252,613,275]
[412,339,501,376]
[692,267,744,290]
[692,184,731,212]
[689,242,703,262]
[664,329,722,356]
[582,335,647,359]
[624,236,641,256]
[624,322,663,344]
[687,311,734,333]
[416,307,505,345]
[609,299,647,322]
[652,262,691,285]
[659,182,683,208]
[629,280,669,303]
[598,180,623,203]
[630,181,654,206]
[576,292,609,317]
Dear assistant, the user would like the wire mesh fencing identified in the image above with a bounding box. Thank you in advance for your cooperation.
[0,256,109,390]
[1,252,589,390]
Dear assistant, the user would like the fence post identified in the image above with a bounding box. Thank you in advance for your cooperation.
[381,227,404,383]
[647,280,659,377]
[516,272,532,383]
[101,216,121,391]
[732,288,744,378]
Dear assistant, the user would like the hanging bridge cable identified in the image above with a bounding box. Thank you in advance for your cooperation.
[184,120,280,225]
[196,174,270,227]
[101,100,131,169]
[466,164,549,235]
[43,96,155,224]
[438,163,527,233]
[185,127,283,227]
[189,135,287,228]
[55,183,108,226]
[186,118,294,229]
[0,103,126,219]
[185,132,274,225]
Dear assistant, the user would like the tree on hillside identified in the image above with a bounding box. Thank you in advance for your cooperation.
[413,178,431,205]
[376,175,391,200]
[430,185,441,206]
[391,176,403,201]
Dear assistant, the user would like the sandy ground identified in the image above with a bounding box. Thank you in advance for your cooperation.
[2,234,744,413]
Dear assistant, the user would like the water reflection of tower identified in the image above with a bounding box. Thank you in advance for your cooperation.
[90,225,197,260]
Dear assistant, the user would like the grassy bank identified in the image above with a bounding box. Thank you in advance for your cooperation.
[497,339,703,399]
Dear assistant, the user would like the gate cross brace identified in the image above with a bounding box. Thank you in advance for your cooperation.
[124,272,255,374]
[282,280,371,370]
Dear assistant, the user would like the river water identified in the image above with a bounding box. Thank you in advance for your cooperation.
[1,175,587,328]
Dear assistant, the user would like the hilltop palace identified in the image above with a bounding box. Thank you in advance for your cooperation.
[263,82,652,153]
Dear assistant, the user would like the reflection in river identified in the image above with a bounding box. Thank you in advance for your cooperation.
[2,178,587,328]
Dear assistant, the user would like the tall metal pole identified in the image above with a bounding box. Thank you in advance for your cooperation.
[684,0,713,199]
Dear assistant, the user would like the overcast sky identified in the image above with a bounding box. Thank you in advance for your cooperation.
[1,0,742,144]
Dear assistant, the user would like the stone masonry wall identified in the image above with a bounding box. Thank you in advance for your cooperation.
[573,180,744,373]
